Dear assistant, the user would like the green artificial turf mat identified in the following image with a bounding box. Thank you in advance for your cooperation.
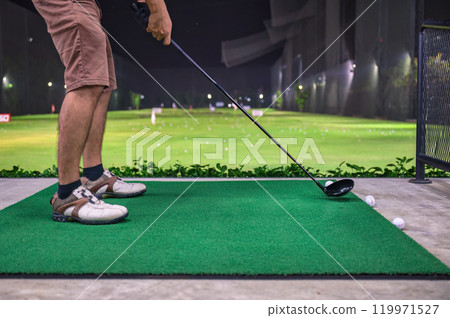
[0,180,448,276]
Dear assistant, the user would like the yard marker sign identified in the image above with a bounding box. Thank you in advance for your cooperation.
[0,114,11,123]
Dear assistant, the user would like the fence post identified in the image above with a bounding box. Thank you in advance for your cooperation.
[410,20,450,184]
[410,29,431,184]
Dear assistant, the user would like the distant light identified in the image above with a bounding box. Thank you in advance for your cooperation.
[298,85,303,90]
[8,83,13,88]
[247,98,251,102]
[2,76,7,86]
[28,37,33,43]
[403,52,411,66]
[316,76,325,85]
[207,94,212,99]
[64,84,67,89]
[352,64,356,69]
[141,95,145,99]
[259,94,264,99]
[48,82,53,87]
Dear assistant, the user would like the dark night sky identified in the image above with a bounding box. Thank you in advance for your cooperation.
[11,0,279,69]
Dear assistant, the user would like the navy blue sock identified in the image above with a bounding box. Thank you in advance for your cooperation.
[58,180,82,200]
[83,163,104,181]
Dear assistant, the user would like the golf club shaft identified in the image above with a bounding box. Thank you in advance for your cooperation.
[170,40,324,190]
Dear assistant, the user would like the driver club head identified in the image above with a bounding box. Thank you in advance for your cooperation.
[324,179,354,197]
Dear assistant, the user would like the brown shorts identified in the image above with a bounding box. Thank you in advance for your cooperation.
[32,0,116,92]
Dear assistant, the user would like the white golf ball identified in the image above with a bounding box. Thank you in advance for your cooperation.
[364,195,375,207]
[392,217,405,230]
[325,181,334,187]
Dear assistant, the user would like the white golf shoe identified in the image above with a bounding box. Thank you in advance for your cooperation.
[82,169,147,198]
[51,186,128,225]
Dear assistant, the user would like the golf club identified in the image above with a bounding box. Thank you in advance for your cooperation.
[131,2,354,197]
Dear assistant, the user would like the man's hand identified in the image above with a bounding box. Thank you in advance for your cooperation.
[141,0,172,45]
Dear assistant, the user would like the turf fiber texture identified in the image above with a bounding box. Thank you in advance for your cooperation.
[0,180,448,276]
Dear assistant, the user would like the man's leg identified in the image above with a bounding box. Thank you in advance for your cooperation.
[81,90,147,199]
[82,91,111,169]
[58,85,104,187]
[33,0,128,224]
[52,85,128,224]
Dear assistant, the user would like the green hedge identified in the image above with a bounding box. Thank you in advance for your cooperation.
[1,157,449,178]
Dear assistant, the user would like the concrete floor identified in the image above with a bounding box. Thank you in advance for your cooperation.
[0,178,449,300]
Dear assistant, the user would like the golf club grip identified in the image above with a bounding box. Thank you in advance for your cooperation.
[130,2,323,190]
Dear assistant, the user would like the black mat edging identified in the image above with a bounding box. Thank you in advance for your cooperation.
[0,273,448,280]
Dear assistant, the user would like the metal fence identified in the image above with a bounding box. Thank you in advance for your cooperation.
[412,20,450,183]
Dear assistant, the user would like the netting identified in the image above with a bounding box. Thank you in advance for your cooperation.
[221,0,422,120]
[221,0,311,68]
[419,26,450,169]
[221,32,278,68]
[269,0,310,27]
[0,1,65,115]
[0,0,151,114]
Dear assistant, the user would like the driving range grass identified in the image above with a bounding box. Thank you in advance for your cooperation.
[0,108,416,172]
